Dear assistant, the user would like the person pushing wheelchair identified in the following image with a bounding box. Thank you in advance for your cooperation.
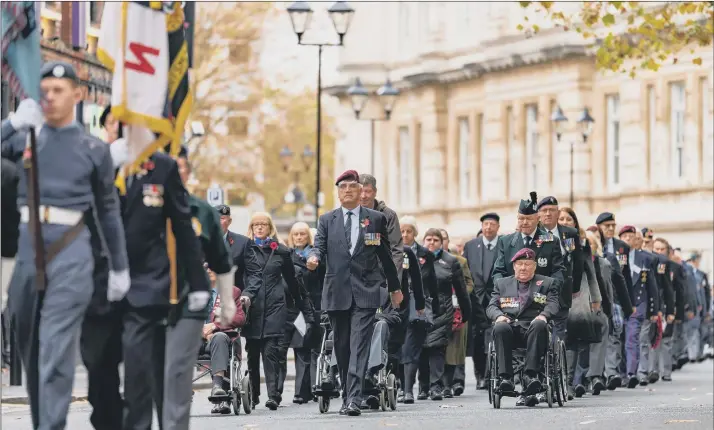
[487,248,560,404]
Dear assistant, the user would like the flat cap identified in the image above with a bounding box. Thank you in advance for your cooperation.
[480,212,500,223]
[596,212,615,225]
[216,204,230,216]
[618,225,636,236]
[335,169,359,186]
[536,196,559,210]
[511,247,536,263]
[518,191,538,215]
[40,61,78,81]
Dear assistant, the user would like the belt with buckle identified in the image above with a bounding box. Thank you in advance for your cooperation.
[20,205,83,226]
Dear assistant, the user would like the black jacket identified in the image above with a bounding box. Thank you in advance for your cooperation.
[226,231,250,290]
[647,250,675,316]
[411,242,440,312]
[604,252,633,317]
[487,274,560,325]
[462,236,498,329]
[424,251,470,348]
[373,199,404,281]
[1,158,19,259]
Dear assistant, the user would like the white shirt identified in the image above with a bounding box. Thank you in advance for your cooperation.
[521,232,535,246]
[606,238,615,254]
[342,206,361,255]
[482,236,498,250]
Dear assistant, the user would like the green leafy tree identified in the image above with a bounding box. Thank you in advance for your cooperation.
[518,1,714,76]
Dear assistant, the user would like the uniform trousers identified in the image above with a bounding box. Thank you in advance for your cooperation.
[122,305,169,430]
[401,323,427,394]
[160,318,203,430]
[699,318,713,356]
[604,315,624,378]
[684,318,701,361]
[492,319,548,378]
[328,305,376,406]
[246,337,282,404]
[570,314,609,385]
[81,309,124,430]
[418,345,447,392]
[294,346,318,401]
[625,304,647,376]
[671,322,687,362]
[10,245,93,430]
[637,320,653,378]
[649,333,673,378]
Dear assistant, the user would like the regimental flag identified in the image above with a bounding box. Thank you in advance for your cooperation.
[97,1,174,190]
[1,1,42,102]
[165,1,193,156]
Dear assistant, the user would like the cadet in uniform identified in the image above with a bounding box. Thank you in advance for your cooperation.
[2,62,130,430]
[114,138,213,428]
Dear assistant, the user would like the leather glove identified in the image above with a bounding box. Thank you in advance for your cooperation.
[109,138,128,168]
[107,269,131,302]
[9,99,44,131]
[188,291,211,312]
[215,267,237,324]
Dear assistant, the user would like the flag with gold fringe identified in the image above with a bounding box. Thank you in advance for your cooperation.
[165,1,193,156]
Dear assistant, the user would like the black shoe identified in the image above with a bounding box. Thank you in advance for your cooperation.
[627,375,639,389]
[525,395,539,407]
[429,389,443,400]
[417,391,428,400]
[591,377,605,395]
[211,384,227,397]
[522,375,542,396]
[477,378,488,390]
[677,357,689,368]
[397,392,405,403]
[607,375,621,391]
[339,404,348,415]
[453,383,464,396]
[346,402,361,416]
[567,386,575,400]
[648,371,660,384]
[404,392,414,404]
[443,388,454,398]
[265,399,279,410]
[662,376,672,382]
[515,395,526,406]
[639,378,649,387]
[210,403,221,414]
[365,395,380,409]
[293,396,306,404]
[499,379,515,393]
[218,401,231,414]
[574,384,586,398]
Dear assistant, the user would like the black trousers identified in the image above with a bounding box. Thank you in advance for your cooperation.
[493,320,548,378]
[471,326,488,378]
[294,346,318,400]
[276,325,293,400]
[418,345,446,392]
[246,337,282,404]
[329,305,376,406]
[80,309,124,430]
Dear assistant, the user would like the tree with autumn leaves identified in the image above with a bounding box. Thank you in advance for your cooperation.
[188,2,336,211]
[518,1,714,77]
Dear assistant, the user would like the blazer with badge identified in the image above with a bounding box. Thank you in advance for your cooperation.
[310,207,401,312]
[605,237,634,293]
[120,152,209,308]
[647,250,675,316]
[630,250,660,318]
[486,274,560,326]
[463,237,497,328]
[491,229,566,302]
[226,230,250,290]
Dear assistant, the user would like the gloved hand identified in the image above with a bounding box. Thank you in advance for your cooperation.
[188,291,211,312]
[107,269,131,302]
[109,138,128,168]
[9,99,44,131]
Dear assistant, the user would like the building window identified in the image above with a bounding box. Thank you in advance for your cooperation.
[670,82,685,179]
[647,85,656,181]
[606,94,621,187]
[398,126,413,206]
[525,104,539,189]
[458,117,471,204]
[507,106,518,198]
[478,113,486,199]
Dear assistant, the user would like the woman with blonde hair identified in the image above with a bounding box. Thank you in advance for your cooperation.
[241,212,314,410]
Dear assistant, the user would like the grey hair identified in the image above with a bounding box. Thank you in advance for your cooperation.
[399,215,418,236]
[359,173,377,190]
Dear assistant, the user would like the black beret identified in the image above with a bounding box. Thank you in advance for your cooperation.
[335,169,359,186]
[511,247,536,263]
[518,191,538,215]
[596,212,615,225]
[480,212,500,223]
[40,61,78,81]
[536,196,558,210]
[216,205,230,216]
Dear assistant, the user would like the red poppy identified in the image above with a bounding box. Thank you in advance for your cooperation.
[228,237,234,246]
[618,247,624,254]
[270,242,278,250]
[362,218,370,227]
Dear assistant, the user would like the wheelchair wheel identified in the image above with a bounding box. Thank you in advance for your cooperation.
[231,391,240,415]
[493,391,501,409]
[241,375,252,414]
[558,341,568,403]
[487,342,495,405]
[387,374,397,411]
[318,395,330,413]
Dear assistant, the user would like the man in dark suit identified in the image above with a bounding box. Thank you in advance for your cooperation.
[596,212,633,291]
[487,248,560,407]
[116,151,212,429]
[462,212,501,389]
[216,205,250,290]
[307,169,402,416]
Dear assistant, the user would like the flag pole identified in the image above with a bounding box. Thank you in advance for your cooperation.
[27,126,47,291]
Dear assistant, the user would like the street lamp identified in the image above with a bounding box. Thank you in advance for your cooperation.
[347,76,400,173]
[551,106,595,207]
[279,145,315,218]
[287,1,354,219]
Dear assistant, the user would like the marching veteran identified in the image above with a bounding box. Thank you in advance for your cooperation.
[487,248,560,402]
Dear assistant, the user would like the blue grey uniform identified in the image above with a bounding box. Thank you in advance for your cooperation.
[2,119,128,430]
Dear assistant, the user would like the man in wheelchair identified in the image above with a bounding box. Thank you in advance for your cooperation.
[487,248,559,406]
[198,268,246,414]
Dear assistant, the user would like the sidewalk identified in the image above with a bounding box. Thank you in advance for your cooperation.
[2,351,296,405]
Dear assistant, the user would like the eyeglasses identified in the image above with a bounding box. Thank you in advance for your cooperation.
[252,223,269,228]
[338,182,360,190]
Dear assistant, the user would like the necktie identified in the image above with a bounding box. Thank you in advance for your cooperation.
[487,244,492,251]
[345,211,353,250]
[524,236,531,247]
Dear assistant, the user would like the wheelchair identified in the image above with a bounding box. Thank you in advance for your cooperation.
[365,349,398,411]
[314,319,342,413]
[194,330,253,415]
[487,321,568,409]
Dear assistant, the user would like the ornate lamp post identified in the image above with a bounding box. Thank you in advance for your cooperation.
[551,106,595,207]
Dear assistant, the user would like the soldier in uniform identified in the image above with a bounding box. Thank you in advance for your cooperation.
[114,138,214,428]
[216,205,250,291]
[596,212,633,290]
[617,226,660,388]
[2,62,130,430]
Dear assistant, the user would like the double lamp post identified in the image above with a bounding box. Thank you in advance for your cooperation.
[550,106,595,207]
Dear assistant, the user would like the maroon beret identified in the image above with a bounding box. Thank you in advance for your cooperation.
[618,225,636,237]
[511,247,536,263]
[335,169,359,186]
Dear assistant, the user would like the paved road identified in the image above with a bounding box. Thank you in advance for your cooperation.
[2,360,712,429]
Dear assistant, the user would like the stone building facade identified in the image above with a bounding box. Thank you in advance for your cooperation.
[326,2,714,271]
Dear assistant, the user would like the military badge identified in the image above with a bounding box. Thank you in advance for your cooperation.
[499,297,519,309]
[360,218,370,229]
[657,263,666,274]
[403,255,410,269]
[142,184,164,207]
[641,270,648,284]
[364,232,381,246]
[191,217,202,236]
[534,293,547,305]
[537,257,548,267]
[562,238,576,252]
[535,239,544,248]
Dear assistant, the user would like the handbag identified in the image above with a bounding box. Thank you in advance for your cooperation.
[409,292,434,326]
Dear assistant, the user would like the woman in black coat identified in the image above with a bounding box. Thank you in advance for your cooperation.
[417,228,470,401]
[241,213,313,411]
